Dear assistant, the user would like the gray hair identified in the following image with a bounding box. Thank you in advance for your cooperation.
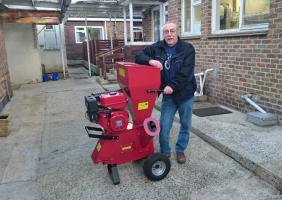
[161,22,178,32]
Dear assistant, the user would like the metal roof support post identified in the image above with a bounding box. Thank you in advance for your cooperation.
[123,7,127,45]
[129,0,134,43]
[85,17,91,77]
[59,23,66,79]
[114,16,117,38]
[104,20,108,39]
[109,15,113,50]
[160,4,164,40]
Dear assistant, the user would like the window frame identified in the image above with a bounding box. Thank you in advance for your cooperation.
[181,0,202,37]
[211,0,269,35]
[159,2,168,40]
[163,2,168,24]
[151,6,161,42]
[74,26,105,44]
[74,26,86,44]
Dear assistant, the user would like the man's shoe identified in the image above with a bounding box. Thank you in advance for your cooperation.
[176,152,186,164]
[163,152,171,158]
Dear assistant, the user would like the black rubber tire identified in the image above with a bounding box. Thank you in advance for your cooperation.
[143,153,171,181]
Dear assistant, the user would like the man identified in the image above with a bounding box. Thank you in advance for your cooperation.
[135,22,196,164]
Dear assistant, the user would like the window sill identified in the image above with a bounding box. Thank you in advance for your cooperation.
[180,35,201,40]
[43,49,60,51]
[208,30,268,38]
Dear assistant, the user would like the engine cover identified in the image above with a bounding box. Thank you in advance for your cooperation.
[98,110,129,133]
[99,92,127,109]
[109,110,129,133]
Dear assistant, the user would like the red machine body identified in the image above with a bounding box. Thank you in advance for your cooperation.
[85,62,170,185]
[89,62,161,165]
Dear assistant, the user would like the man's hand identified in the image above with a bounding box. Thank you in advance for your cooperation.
[149,59,163,70]
[163,86,173,94]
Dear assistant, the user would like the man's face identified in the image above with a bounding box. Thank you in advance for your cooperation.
[163,23,178,47]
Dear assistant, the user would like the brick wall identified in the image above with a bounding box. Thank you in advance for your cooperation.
[0,24,12,112]
[168,0,181,28]
[65,21,105,60]
[106,21,142,41]
[143,0,282,123]
[64,21,86,60]
[143,10,152,42]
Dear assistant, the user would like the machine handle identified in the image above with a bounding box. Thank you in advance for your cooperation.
[146,89,164,93]
[85,126,119,140]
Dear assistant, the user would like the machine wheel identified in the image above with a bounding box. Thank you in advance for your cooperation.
[107,164,120,185]
[143,153,171,181]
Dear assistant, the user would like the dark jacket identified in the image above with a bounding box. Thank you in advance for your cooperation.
[135,38,196,104]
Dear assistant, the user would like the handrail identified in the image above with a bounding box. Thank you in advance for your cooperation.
[96,46,125,58]
[96,45,126,79]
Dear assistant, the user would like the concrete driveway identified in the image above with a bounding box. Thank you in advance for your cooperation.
[0,67,281,200]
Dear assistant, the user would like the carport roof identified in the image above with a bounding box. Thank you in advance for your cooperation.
[68,0,165,19]
[0,0,165,23]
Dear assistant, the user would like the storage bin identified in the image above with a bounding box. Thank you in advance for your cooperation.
[52,72,59,81]
[0,114,10,137]
[42,74,49,82]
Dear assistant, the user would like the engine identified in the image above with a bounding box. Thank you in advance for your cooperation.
[85,91,129,133]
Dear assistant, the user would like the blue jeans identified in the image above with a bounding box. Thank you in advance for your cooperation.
[159,95,194,153]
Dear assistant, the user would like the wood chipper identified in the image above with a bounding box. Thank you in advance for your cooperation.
[84,62,171,185]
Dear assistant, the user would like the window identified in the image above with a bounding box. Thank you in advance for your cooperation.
[243,0,270,25]
[45,25,53,30]
[87,27,104,41]
[212,0,270,34]
[133,27,143,41]
[75,26,104,43]
[75,26,85,43]
[181,0,202,36]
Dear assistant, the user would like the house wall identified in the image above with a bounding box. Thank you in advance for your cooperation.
[0,24,12,112]
[168,0,181,29]
[65,20,142,60]
[144,0,282,122]
[105,21,126,40]
[39,50,65,73]
[3,24,42,85]
[143,10,152,42]
[142,2,182,42]
[105,21,142,41]
[65,21,104,60]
